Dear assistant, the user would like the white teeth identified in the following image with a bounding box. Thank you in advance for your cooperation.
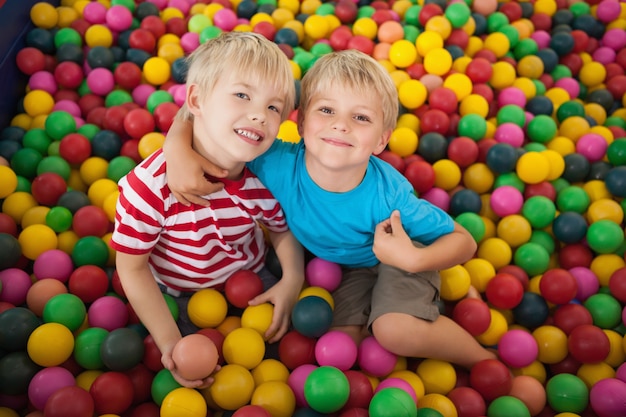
[236,129,261,141]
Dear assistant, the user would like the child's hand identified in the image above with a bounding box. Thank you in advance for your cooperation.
[166,149,228,206]
[373,210,416,271]
[162,350,220,389]
[248,280,299,343]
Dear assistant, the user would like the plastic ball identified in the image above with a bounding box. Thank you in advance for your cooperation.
[100,327,145,372]
[586,219,624,254]
[568,324,610,364]
[288,363,317,408]
[42,292,86,332]
[209,364,255,410]
[250,380,296,417]
[222,327,265,369]
[452,297,491,336]
[490,185,524,217]
[160,387,207,417]
[589,378,626,417]
[368,387,417,417]
[546,373,589,414]
[357,336,397,377]
[0,268,32,306]
[25,278,68,318]
[279,330,316,371]
[18,224,58,260]
[487,395,531,417]
[43,385,94,417]
[87,295,128,331]
[233,405,271,417]
[241,303,274,339]
[73,327,108,370]
[304,366,350,414]
[291,295,333,338]
[188,288,228,328]
[89,371,134,415]
[27,322,74,367]
[304,258,342,292]
[314,330,357,371]
[539,268,578,305]
[416,359,456,396]
[469,359,512,402]
[498,329,539,369]
[28,366,75,411]
[584,293,623,329]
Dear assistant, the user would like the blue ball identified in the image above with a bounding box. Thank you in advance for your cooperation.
[449,189,482,216]
[291,296,333,338]
[605,166,626,198]
[552,212,588,244]
[486,143,519,174]
[512,292,549,329]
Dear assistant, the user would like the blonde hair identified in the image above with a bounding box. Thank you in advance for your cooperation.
[176,32,295,121]
[298,50,399,132]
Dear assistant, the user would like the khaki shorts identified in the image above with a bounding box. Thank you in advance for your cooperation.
[331,262,441,330]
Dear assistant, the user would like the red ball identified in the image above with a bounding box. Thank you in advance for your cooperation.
[68,265,110,303]
[329,25,353,51]
[142,334,164,372]
[447,136,479,168]
[429,87,458,115]
[103,105,130,137]
[552,303,593,335]
[165,17,187,38]
[524,181,556,201]
[140,15,167,40]
[123,108,156,140]
[548,354,581,376]
[446,29,469,50]
[608,267,626,302]
[420,109,450,135]
[278,330,317,370]
[499,2,523,22]
[0,213,18,236]
[465,58,493,83]
[59,133,92,165]
[54,89,80,103]
[153,102,179,132]
[252,21,276,41]
[120,138,143,163]
[452,298,491,336]
[476,138,497,164]
[567,324,610,364]
[127,402,160,417]
[128,28,157,53]
[114,61,143,91]
[371,9,394,26]
[447,386,487,417]
[78,94,105,118]
[334,1,358,24]
[469,359,513,402]
[72,205,110,237]
[54,61,84,89]
[560,53,583,76]
[558,243,593,269]
[342,370,374,411]
[196,327,225,364]
[485,272,524,309]
[339,409,369,417]
[224,269,264,309]
[43,385,95,417]
[70,17,91,38]
[530,12,552,32]
[404,160,435,194]
[16,47,46,75]
[126,363,154,405]
[376,150,405,174]
[232,405,271,417]
[346,35,375,56]
[31,172,67,206]
[607,74,626,100]
[539,268,578,305]
[89,371,134,415]
[418,3,443,26]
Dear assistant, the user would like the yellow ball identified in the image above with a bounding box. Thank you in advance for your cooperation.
[277,120,300,143]
[251,381,296,417]
[389,69,411,89]
[583,179,611,202]
[138,132,165,160]
[590,254,624,287]
[532,325,568,364]
[417,393,458,417]
[222,327,265,369]
[512,77,537,99]
[463,257,496,293]
[425,15,452,39]
[439,265,471,301]
[512,360,547,384]
[84,24,113,48]
[534,0,557,15]
[103,190,120,223]
[0,166,18,198]
[443,73,473,101]
[547,136,575,155]
[188,288,228,328]
[416,31,444,56]
[161,6,185,22]
[476,308,508,346]
[490,61,517,89]
[252,359,290,386]
[517,55,545,80]
[577,362,615,389]
[496,214,532,248]
[388,127,418,157]
[158,43,185,65]
[300,0,321,15]
[397,113,420,133]
[388,39,418,69]
[79,156,109,186]
[18,224,58,260]
[271,8,295,29]
[432,159,461,191]
[21,206,50,228]
[477,237,513,271]
[241,303,274,339]
[278,0,299,15]
[462,163,494,194]
[423,48,452,76]
[559,116,590,142]
[11,113,33,130]
[161,387,207,417]
[298,286,334,310]
[352,17,378,40]
[208,364,255,410]
[143,57,171,86]
[540,149,565,181]
[57,6,79,27]
[459,94,489,117]
[87,178,119,208]
[416,359,456,395]
[30,2,59,28]
[217,315,242,337]
[0,408,19,417]
[579,61,606,87]
[386,370,425,399]
[304,14,329,40]
[398,79,428,110]
[23,90,55,117]
[27,322,74,367]
[516,151,550,184]
[483,32,510,58]
[587,199,624,224]
[57,230,79,254]
[603,329,626,368]
[75,369,103,391]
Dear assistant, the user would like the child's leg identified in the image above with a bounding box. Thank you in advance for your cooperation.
[372,313,496,369]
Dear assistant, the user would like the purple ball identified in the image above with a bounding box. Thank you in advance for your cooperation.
[497,329,538,368]
[88,295,129,331]
[0,268,32,305]
[33,249,74,282]
[288,364,318,408]
[306,258,342,292]
[132,84,156,107]
[357,336,397,377]
[530,30,551,48]
[28,366,75,410]
[53,99,82,117]
[592,47,617,65]
[590,378,626,417]
[315,330,357,371]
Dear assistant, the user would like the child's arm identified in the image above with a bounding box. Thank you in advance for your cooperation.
[115,252,212,388]
[249,230,305,343]
[163,118,227,206]
[373,210,477,273]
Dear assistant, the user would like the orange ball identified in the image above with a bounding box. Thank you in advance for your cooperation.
[508,375,547,416]
[26,278,68,317]
[172,334,219,381]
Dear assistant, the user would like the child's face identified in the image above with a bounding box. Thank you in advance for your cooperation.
[187,71,287,169]
[300,84,391,177]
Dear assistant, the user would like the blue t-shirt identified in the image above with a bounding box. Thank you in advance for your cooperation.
[248,140,454,268]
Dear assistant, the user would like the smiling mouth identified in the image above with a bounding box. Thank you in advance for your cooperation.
[322,137,351,147]
[236,129,263,141]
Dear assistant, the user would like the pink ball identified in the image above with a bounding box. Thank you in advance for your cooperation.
[88,295,129,331]
[132,84,156,107]
[357,336,397,377]
[498,87,526,108]
[497,329,538,368]
[147,0,167,10]
[86,68,115,96]
[29,71,57,94]
[569,266,600,302]
[53,100,81,117]
[592,46,617,65]
[421,187,450,212]
[490,185,524,217]
[596,0,621,23]
[375,378,417,403]
[602,28,626,51]
[0,268,32,305]
[106,5,133,32]
[213,8,238,31]
[82,1,107,24]
[288,364,318,407]
[315,330,358,371]
[616,363,626,383]
[530,30,551,49]
[172,84,186,107]
[168,0,191,15]
[494,122,524,147]
[554,77,580,99]
[28,367,75,410]
[33,249,74,282]
[590,378,626,417]
[305,258,342,292]
[576,133,608,162]
[180,32,200,54]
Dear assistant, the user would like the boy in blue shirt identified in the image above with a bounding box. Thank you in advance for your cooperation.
[163,49,496,369]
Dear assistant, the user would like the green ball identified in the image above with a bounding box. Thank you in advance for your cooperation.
[513,38,538,59]
[10,148,43,179]
[606,138,626,166]
[293,50,317,74]
[444,2,471,28]
[73,326,109,370]
[514,242,550,276]
[71,236,110,267]
[163,293,179,321]
[583,293,623,329]
[546,373,589,413]
[199,26,223,44]
[315,3,335,15]
[105,90,133,107]
[586,220,624,254]
[151,368,182,406]
[54,27,82,48]
[404,5,422,26]
[403,25,420,43]
[526,114,557,143]
[309,41,333,57]
[416,408,443,417]
[556,100,585,122]
[45,206,73,233]
[369,387,417,417]
[188,14,212,33]
[357,5,376,18]
[457,114,487,141]
[455,212,485,243]
[493,172,525,193]
[107,156,137,182]
[529,230,556,254]
[146,90,174,114]
[44,111,76,141]
[37,155,72,181]
[556,186,590,214]
[100,327,145,371]
[499,24,520,48]
[22,129,52,155]
[487,396,531,417]
[42,293,87,332]
[497,104,526,127]
[77,123,101,140]
[304,366,350,414]
[522,196,556,229]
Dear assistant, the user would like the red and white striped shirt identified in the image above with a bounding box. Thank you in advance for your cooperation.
[110,149,287,292]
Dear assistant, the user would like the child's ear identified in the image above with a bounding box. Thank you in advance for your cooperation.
[185,84,202,117]
[373,129,393,155]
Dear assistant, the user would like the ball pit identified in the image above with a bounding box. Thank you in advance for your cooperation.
[0,0,625,416]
